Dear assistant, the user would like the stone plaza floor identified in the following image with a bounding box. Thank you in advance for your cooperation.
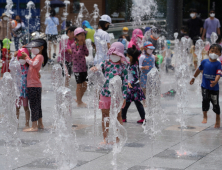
[1,58,222,170]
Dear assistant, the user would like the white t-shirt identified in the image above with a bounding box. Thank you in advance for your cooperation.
[94,29,111,65]
[139,54,155,70]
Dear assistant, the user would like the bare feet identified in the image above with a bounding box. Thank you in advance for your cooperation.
[22,125,30,131]
[99,140,107,146]
[202,117,207,124]
[77,102,87,108]
[23,127,38,132]
[214,115,220,128]
[38,125,44,129]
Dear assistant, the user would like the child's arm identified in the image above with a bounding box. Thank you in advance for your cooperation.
[21,52,42,69]
[190,68,201,85]
[121,68,128,108]
[139,55,149,70]
[82,44,89,57]
[210,75,221,87]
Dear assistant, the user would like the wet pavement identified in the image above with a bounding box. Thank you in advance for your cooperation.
[0,59,222,170]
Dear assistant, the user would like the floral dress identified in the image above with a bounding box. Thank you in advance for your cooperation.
[126,64,145,102]
[100,60,128,99]
[140,55,155,88]
[20,65,29,98]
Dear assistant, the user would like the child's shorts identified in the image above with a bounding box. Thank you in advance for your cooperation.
[74,72,88,84]
[99,95,111,110]
[16,97,28,107]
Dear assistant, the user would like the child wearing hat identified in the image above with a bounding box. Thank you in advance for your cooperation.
[19,38,48,132]
[139,41,156,104]
[71,27,89,107]
[94,14,112,64]
[90,42,128,145]
[1,38,12,77]
[10,48,31,130]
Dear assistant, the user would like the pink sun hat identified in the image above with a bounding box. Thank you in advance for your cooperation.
[107,42,126,62]
[74,27,87,36]
[17,48,29,58]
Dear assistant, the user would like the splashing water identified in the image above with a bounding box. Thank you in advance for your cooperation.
[0,72,21,170]
[44,0,50,18]
[94,36,109,65]
[109,76,127,170]
[51,64,63,91]
[90,4,100,29]
[25,1,35,43]
[75,3,89,27]
[85,39,94,66]
[174,38,191,156]
[131,0,157,27]
[9,57,22,99]
[88,67,106,146]
[142,67,167,170]
[210,32,218,44]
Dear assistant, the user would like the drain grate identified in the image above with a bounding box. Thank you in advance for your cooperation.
[155,149,207,160]
[125,143,145,148]
[178,126,196,130]
[128,165,182,170]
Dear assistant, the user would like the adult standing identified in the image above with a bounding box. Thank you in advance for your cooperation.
[12,15,25,51]
[94,15,112,65]
[202,9,221,42]
[187,8,203,40]
[44,9,59,64]
[0,13,12,58]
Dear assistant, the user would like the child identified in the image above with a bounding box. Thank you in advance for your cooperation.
[58,26,77,87]
[139,41,156,105]
[1,38,12,77]
[90,42,128,145]
[13,48,30,130]
[190,44,222,128]
[71,27,89,107]
[94,15,112,64]
[178,26,189,40]
[128,29,143,50]
[20,39,48,132]
[216,35,222,64]
[122,45,146,123]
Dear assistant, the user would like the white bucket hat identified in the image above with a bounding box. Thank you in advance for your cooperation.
[99,15,112,24]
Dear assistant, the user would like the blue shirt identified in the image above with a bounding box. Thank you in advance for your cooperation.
[199,59,222,91]
[44,17,59,35]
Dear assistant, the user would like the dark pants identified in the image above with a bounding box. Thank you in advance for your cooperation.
[28,87,42,121]
[14,37,20,51]
[202,87,220,115]
[122,101,145,120]
[0,40,3,59]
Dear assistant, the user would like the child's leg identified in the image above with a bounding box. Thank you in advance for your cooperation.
[80,81,87,99]
[142,88,146,105]
[194,61,197,70]
[122,102,131,120]
[16,107,20,120]
[23,106,30,128]
[101,109,110,144]
[201,87,210,124]
[23,88,40,132]
[65,75,70,87]
[134,101,145,120]
[48,41,52,60]
[209,90,220,128]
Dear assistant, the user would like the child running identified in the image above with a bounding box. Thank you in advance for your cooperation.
[19,39,48,132]
[90,42,128,145]
[122,45,146,123]
[139,41,156,105]
[190,44,222,128]
[71,27,89,107]
[58,26,77,87]
[11,48,31,130]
